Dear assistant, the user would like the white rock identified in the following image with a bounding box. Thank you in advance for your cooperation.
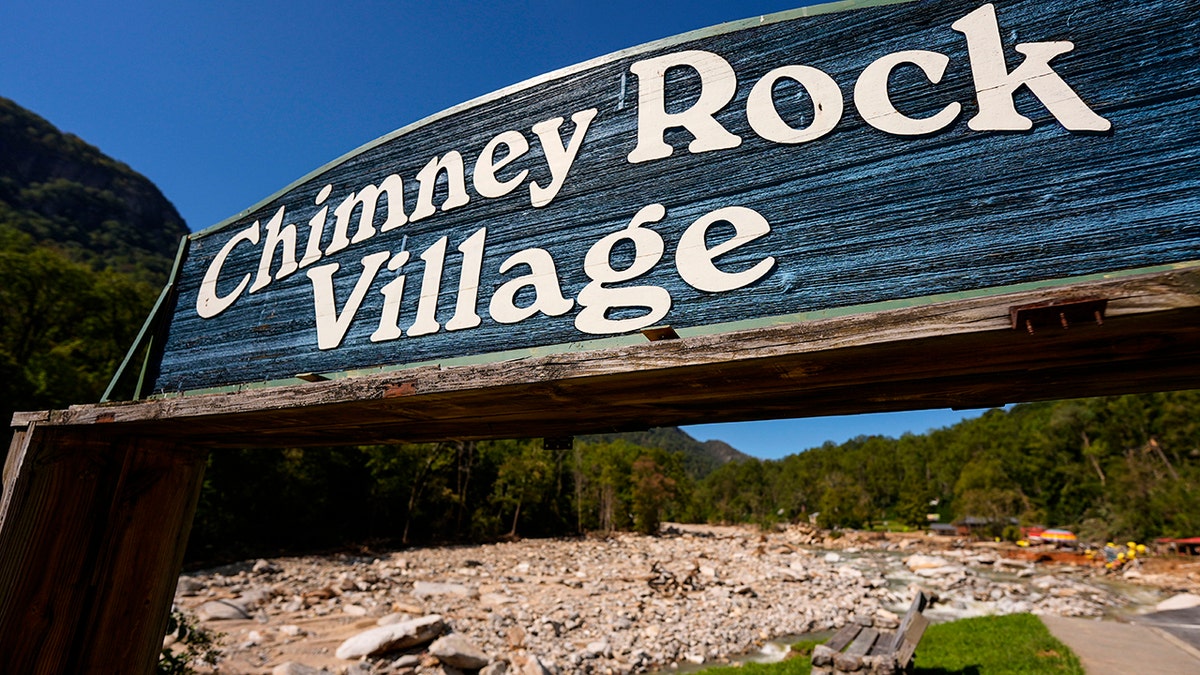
[904,554,950,571]
[335,614,444,660]
[824,553,841,563]
[1156,593,1200,612]
[196,599,250,621]
[481,592,517,606]
[272,662,326,675]
[915,565,963,577]
[342,604,368,617]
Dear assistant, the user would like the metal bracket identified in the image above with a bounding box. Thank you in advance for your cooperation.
[641,325,680,341]
[1010,297,1107,334]
[543,436,574,451]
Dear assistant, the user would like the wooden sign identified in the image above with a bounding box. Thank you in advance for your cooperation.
[150,0,1200,393]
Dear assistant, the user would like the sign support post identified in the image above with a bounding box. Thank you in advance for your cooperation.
[0,425,208,674]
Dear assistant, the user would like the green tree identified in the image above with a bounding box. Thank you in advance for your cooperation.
[631,453,678,535]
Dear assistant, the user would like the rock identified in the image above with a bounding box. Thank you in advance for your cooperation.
[176,576,204,596]
[430,633,491,670]
[914,565,963,577]
[237,586,272,609]
[342,604,368,617]
[481,592,517,606]
[824,553,842,563]
[1156,593,1200,611]
[904,554,950,571]
[392,654,421,668]
[874,608,900,629]
[335,614,445,660]
[196,599,250,621]
[585,639,611,658]
[272,663,326,675]
[279,624,304,637]
[481,661,509,675]
[253,559,282,574]
[378,612,412,626]
[412,581,478,599]
[512,654,551,675]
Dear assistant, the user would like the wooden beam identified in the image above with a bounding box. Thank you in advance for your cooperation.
[12,266,1200,446]
[0,425,208,675]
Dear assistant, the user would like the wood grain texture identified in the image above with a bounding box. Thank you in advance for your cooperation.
[0,428,208,675]
[153,0,1200,392]
[15,266,1200,446]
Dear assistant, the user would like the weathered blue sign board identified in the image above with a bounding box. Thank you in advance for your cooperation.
[151,0,1200,394]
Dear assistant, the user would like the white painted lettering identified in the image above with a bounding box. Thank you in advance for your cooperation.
[327,174,407,255]
[250,206,298,293]
[473,131,529,199]
[951,3,1111,132]
[407,236,448,337]
[530,108,598,207]
[446,228,487,331]
[627,51,742,163]
[676,206,775,293]
[197,220,260,319]
[411,152,470,222]
[746,65,843,144]
[855,50,960,135]
[488,248,574,324]
[575,204,672,334]
[369,251,411,343]
[307,250,392,350]
[299,184,333,269]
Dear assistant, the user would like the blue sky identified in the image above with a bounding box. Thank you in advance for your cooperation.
[1,0,992,458]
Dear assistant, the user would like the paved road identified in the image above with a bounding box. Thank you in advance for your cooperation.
[1130,606,1200,652]
[1042,615,1200,674]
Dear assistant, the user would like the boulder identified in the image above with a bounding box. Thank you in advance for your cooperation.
[429,633,490,670]
[335,614,445,660]
[1156,593,1200,612]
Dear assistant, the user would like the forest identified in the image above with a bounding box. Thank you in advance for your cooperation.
[3,95,1199,565]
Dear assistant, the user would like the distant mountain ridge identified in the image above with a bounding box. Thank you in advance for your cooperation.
[582,427,751,478]
[0,96,187,283]
[1,96,186,434]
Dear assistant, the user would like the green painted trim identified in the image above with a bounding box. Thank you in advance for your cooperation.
[146,259,1200,400]
[190,0,918,239]
[102,236,190,402]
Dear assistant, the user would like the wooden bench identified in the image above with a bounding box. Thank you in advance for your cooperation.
[811,590,930,674]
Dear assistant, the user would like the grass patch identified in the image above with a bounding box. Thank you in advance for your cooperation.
[694,614,1082,675]
[913,614,1084,674]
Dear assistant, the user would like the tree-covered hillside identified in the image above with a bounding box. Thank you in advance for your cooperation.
[0,97,187,427]
[0,96,187,281]
[691,392,1200,543]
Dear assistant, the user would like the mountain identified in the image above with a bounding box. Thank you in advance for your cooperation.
[582,427,751,478]
[0,97,187,429]
[0,96,187,283]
